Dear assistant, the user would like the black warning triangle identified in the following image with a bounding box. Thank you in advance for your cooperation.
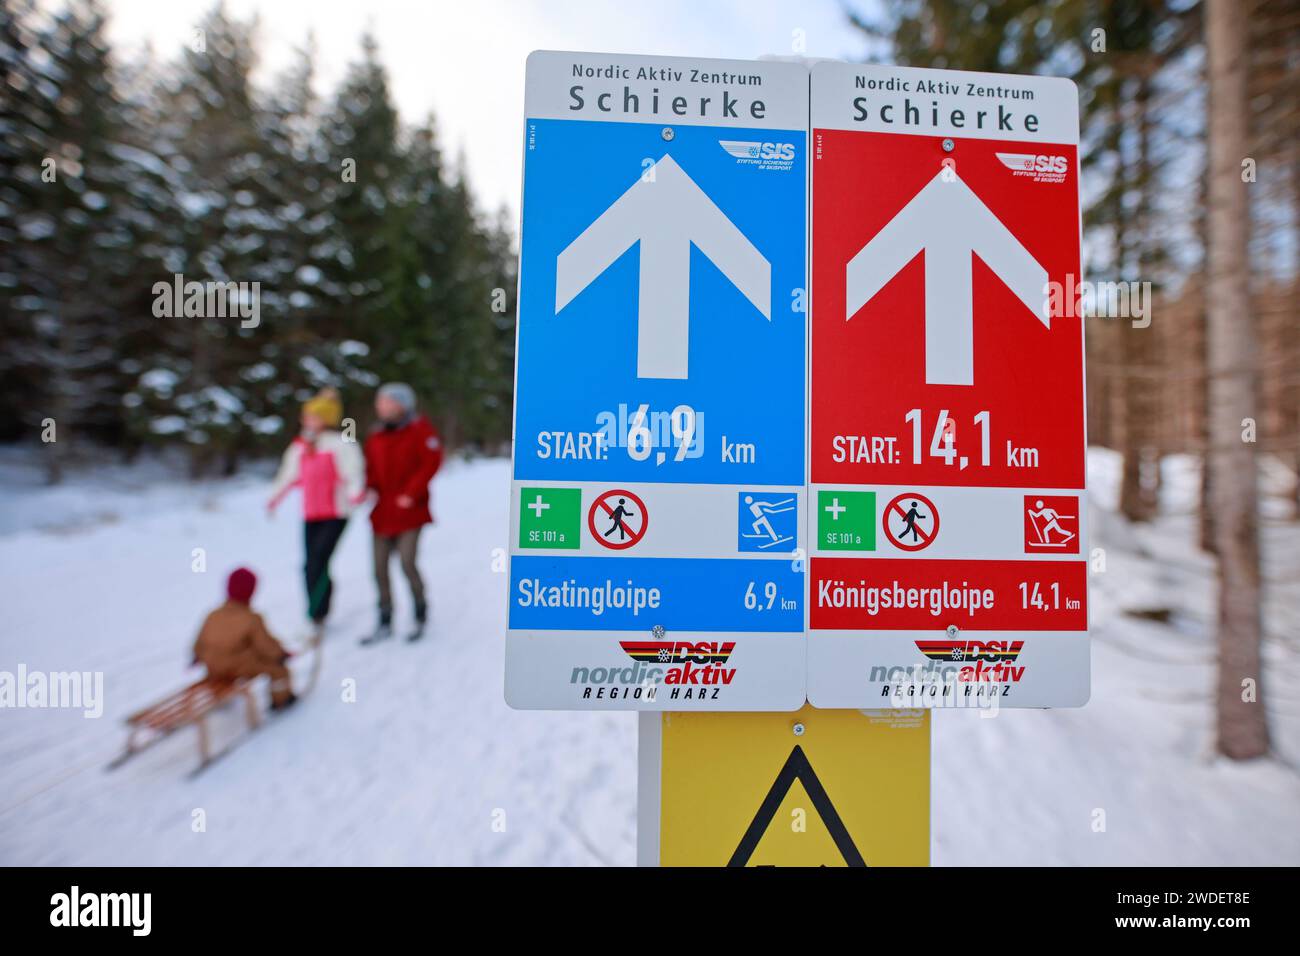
[729,744,867,867]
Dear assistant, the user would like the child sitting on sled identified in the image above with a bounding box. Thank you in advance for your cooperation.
[193,568,297,711]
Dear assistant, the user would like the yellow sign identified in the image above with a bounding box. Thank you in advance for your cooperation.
[649,705,929,866]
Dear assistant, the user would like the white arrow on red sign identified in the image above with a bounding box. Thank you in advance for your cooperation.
[844,170,1049,386]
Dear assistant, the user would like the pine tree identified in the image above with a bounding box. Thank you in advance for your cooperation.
[436,152,500,448]
[4,3,519,468]
[1,0,167,481]
[0,0,50,445]
[246,38,341,446]
[481,204,519,452]
[380,120,457,428]
[141,5,275,474]
[318,33,404,335]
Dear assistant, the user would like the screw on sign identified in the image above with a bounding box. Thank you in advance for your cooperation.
[588,489,648,550]
[882,492,939,552]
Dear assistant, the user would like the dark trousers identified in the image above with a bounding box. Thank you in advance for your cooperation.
[304,518,348,622]
[373,527,425,615]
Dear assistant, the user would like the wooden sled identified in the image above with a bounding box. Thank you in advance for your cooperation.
[108,677,260,775]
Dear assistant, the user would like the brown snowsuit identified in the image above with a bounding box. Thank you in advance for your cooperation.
[193,601,293,707]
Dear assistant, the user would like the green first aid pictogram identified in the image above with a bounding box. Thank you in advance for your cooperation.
[519,487,582,549]
[817,490,876,551]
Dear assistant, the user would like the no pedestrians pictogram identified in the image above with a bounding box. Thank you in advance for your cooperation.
[882,492,939,552]
[588,489,648,550]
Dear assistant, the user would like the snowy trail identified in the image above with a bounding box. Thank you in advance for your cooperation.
[0,458,636,865]
[0,451,1297,865]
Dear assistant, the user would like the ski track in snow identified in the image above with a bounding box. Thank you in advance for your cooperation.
[0,450,1296,865]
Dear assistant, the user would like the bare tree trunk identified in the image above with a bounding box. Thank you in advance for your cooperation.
[1120,70,1161,523]
[1194,54,1217,552]
[45,299,71,486]
[1195,73,1215,552]
[1292,140,1300,519]
[1206,0,1268,760]
[1199,307,1215,550]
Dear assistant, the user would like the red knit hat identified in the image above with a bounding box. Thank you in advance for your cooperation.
[227,567,257,604]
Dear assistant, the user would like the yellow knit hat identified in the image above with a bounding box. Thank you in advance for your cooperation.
[302,387,343,427]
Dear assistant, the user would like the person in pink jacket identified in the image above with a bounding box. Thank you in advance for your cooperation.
[268,388,365,632]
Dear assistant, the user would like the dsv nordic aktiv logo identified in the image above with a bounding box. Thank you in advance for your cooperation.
[621,640,736,667]
[568,640,739,702]
[916,639,1024,664]
[620,640,739,698]
[913,639,1027,684]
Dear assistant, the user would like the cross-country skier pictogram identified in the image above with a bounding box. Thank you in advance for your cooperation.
[1027,498,1076,547]
[739,494,796,549]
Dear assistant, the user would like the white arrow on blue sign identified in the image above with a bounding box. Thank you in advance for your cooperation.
[556,153,771,380]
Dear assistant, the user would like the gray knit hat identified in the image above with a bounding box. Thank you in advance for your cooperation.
[377,382,416,412]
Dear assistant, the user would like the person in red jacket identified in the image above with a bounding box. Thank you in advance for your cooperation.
[361,383,443,643]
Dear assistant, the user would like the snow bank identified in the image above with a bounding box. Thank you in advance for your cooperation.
[0,450,1295,865]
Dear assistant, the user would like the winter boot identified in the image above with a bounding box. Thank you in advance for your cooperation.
[360,608,394,646]
[407,602,429,642]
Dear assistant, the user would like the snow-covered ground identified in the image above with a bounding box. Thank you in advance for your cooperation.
[0,447,1297,865]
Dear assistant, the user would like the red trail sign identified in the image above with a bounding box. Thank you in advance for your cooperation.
[807,62,1089,709]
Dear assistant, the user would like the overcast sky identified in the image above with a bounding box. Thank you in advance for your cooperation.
[102,0,871,218]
